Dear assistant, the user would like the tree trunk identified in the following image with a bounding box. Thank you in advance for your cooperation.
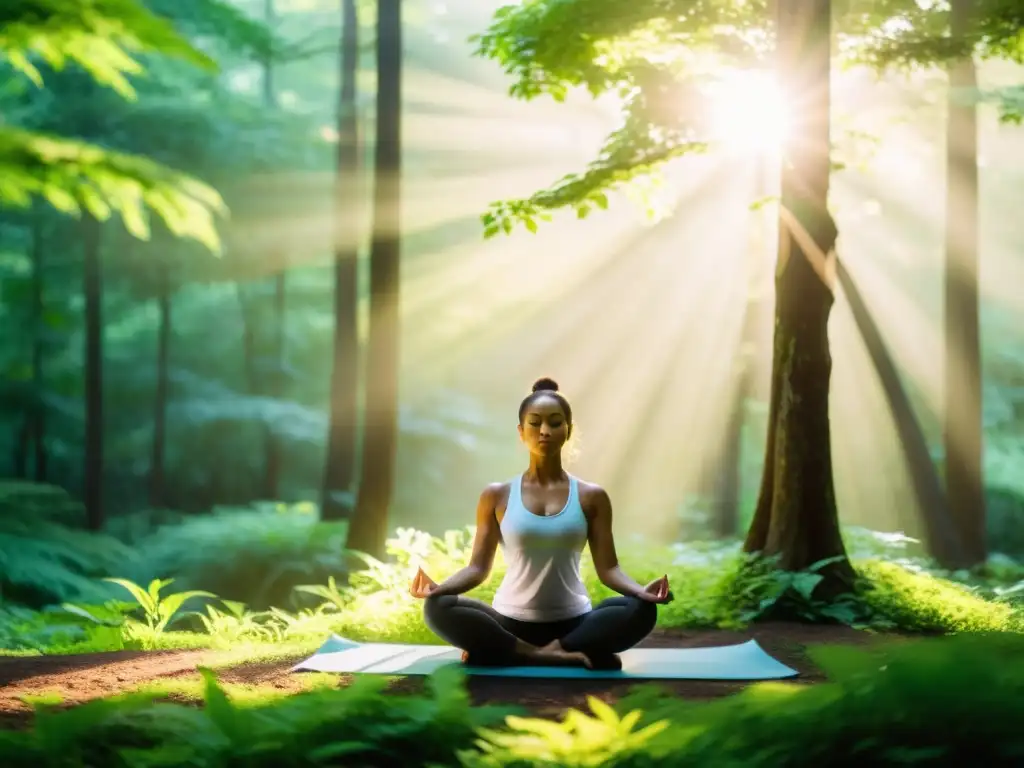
[715,371,745,538]
[150,262,171,509]
[236,284,261,504]
[348,0,403,560]
[944,0,985,566]
[836,260,964,565]
[236,286,259,396]
[265,271,286,500]
[743,0,854,592]
[83,216,104,531]
[262,0,286,502]
[322,0,362,521]
[30,208,48,481]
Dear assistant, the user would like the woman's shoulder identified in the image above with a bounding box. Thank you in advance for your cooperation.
[480,480,513,503]
[573,476,609,502]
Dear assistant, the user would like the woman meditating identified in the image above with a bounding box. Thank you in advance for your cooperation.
[409,378,672,670]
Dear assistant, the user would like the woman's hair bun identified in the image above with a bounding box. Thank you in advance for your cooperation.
[531,377,559,393]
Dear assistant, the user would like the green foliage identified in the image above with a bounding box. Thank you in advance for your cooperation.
[858,560,1022,633]
[465,698,669,768]
[105,576,215,631]
[147,0,275,60]
[0,0,216,97]
[988,83,1024,123]
[127,506,350,610]
[0,514,135,607]
[4,633,1024,766]
[839,0,1024,70]
[0,126,226,251]
[6,524,1022,659]
[0,0,233,251]
[472,0,1024,233]
[0,480,85,527]
[0,665,518,768]
[611,632,1024,767]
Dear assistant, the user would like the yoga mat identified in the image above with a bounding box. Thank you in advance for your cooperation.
[291,634,799,680]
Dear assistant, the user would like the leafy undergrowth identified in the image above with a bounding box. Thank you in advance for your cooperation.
[1,521,1022,657]
[3,633,1023,767]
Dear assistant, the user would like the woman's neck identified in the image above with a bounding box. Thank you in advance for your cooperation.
[525,454,565,484]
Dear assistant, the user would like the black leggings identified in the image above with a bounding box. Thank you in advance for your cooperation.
[423,593,657,660]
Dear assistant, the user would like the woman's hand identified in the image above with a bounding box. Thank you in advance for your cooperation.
[409,567,440,599]
[636,574,673,604]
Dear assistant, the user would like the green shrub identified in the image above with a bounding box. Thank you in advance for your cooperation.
[128,505,348,609]
[0,516,136,608]
[608,632,1024,767]
[987,486,1024,557]
[0,481,87,528]
[0,666,518,768]
[857,560,1023,633]
[3,633,1024,766]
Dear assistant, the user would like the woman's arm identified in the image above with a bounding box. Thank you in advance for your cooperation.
[583,485,648,598]
[431,483,504,597]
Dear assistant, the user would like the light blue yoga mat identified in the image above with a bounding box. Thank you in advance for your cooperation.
[292,634,799,680]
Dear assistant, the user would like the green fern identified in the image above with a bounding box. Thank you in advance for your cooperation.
[104,577,215,633]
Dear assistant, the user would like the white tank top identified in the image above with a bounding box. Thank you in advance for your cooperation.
[491,473,593,622]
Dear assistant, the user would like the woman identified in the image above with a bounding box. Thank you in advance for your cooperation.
[409,377,672,670]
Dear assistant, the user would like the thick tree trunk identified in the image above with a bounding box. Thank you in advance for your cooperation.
[30,209,48,481]
[150,263,171,509]
[836,260,964,565]
[348,0,402,560]
[322,0,362,521]
[83,216,104,531]
[743,0,854,592]
[944,0,985,566]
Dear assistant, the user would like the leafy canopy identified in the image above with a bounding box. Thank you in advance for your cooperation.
[0,0,249,252]
[472,0,1024,236]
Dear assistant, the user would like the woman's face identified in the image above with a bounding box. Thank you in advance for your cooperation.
[518,395,571,455]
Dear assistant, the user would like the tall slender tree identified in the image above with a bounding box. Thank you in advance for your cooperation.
[322,0,363,521]
[739,0,853,589]
[944,0,985,565]
[261,0,287,502]
[347,0,403,559]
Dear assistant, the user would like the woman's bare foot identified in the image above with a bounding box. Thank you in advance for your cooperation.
[526,640,592,669]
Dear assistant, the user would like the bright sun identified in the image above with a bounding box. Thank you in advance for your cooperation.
[707,71,789,153]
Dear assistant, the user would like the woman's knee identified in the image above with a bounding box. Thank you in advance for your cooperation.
[422,593,458,630]
[626,595,659,633]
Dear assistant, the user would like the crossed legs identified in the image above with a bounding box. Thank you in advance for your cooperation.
[423,593,657,667]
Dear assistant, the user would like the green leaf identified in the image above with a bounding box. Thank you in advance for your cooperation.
[200,668,244,742]
[155,590,217,631]
[792,573,824,601]
[0,127,225,253]
[104,578,156,614]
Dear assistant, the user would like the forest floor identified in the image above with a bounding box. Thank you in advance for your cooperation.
[0,622,891,729]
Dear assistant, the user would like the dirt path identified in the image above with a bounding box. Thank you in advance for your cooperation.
[0,622,885,728]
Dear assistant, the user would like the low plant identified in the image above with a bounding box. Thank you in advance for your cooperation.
[3,632,1024,766]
